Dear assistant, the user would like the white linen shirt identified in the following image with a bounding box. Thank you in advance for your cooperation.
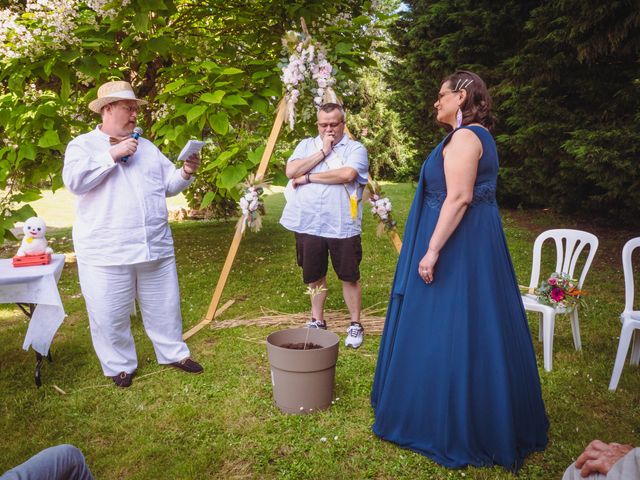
[279,134,369,239]
[63,125,193,266]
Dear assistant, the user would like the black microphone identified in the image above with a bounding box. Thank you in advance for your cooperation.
[121,127,143,163]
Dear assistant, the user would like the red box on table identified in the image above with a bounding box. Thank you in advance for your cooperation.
[12,253,51,267]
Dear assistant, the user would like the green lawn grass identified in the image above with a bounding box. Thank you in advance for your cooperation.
[1,183,638,479]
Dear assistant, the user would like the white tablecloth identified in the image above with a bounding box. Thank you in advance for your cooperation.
[0,254,66,355]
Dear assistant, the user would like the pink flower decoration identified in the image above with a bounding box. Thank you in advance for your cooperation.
[550,287,565,302]
[548,277,557,286]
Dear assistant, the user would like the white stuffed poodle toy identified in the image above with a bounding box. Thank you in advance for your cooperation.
[16,217,53,256]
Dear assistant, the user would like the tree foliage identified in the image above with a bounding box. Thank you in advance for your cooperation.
[390,0,640,225]
[348,70,416,180]
[0,0,393,242]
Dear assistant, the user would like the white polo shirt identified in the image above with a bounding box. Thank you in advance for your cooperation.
[279,134,369,239]
[63,125,193,266]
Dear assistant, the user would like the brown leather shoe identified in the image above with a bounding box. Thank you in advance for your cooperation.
[170,357,203,374]
[112,371,133,388]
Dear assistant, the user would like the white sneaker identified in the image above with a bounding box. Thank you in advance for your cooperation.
[345,322,364,349]
[306,318,327,330]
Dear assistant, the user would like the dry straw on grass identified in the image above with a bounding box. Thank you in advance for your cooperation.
[210,303,387,334]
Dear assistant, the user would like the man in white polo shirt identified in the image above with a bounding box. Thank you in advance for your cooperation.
[280,103,369,348]
[63,81,203,387]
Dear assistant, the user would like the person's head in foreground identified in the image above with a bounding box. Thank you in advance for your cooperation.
[88,80,147,137]
[434,70,495,131]
[317,102,346,142]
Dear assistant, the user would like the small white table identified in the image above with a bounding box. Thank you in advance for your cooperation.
[0,254,66,386]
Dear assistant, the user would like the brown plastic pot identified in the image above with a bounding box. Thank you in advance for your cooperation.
[266,328,340,414]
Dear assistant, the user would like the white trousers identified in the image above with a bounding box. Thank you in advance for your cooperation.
[77,257,190,377]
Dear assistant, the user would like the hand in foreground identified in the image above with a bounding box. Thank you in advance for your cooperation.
[418,248,439,284]
[109,137,138,162]
[575,440,634,477]
[182,153,201,176]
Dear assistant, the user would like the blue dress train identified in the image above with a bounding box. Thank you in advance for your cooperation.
[371,126,549,471]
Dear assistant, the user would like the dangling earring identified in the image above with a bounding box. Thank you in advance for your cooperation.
[456,108,463,128]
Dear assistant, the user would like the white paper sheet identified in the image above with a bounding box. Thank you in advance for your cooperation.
[177,140,206,161]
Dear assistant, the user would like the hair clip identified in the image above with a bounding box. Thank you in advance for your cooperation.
[461,79,474,90]
[454,78,474,92]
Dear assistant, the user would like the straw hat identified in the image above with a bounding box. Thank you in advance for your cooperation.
[88,81,148,113]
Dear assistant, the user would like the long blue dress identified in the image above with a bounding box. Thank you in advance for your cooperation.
[371,126,549,471]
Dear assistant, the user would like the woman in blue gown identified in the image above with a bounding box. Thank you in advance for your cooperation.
[371,71,549,471]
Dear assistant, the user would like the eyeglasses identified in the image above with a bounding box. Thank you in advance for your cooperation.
[317,121,343,128]
[436,90,456,101]
[116,103,140,114]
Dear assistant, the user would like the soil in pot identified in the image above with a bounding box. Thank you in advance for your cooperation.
[280,342,323,350]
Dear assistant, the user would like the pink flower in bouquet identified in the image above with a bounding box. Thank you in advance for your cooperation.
[548,277,557,286]
[550,287,565,302]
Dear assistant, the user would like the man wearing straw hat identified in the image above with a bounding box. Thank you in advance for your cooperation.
[63,80,203,388]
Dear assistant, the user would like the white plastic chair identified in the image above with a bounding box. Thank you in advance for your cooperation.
[609,237,640,391]
[521,229,599,372]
